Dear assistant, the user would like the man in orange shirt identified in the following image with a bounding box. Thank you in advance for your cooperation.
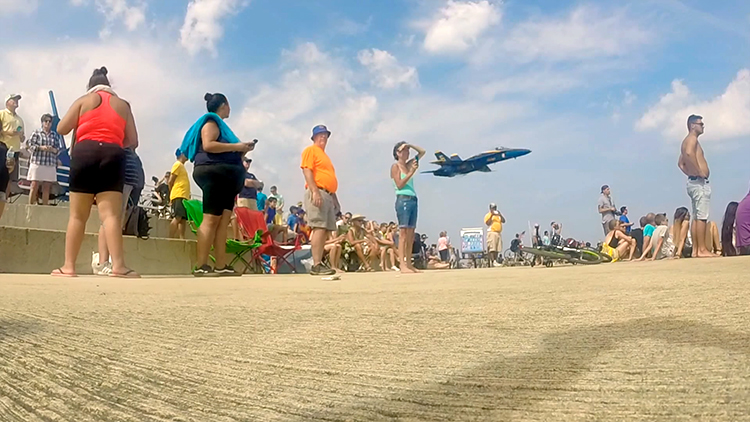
[301,124,340,276]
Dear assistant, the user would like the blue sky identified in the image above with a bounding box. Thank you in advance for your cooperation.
[2,0,750,244]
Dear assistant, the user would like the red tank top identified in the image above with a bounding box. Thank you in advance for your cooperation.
[75,91,126,146]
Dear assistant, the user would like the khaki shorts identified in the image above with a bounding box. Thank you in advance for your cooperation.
[304,189,336,231]
[487,231,502,252]
[237,197,258,211]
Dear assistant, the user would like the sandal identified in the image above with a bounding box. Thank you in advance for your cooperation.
[109,269,141,279]
[51,268,77,278]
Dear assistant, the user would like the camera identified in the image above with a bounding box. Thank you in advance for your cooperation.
[252,139,259,145]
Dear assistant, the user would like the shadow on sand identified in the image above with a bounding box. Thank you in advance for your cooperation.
[313,317,750,420]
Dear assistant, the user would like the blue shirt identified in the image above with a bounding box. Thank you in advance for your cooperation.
[619,215,631,234]
[257,192,267,210]
[239,172,257,199]
[643,224,655,238]
[266,207,276,224]
[287,214,299,230]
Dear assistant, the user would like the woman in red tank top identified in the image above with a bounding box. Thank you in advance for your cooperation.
[52,67,140,278]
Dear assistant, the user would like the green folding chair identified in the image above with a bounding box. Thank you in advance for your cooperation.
[183,199,263,273]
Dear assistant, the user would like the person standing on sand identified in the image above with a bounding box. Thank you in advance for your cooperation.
[391,141,426,273]
[678,114,715,258]
[484,203,505,266]
[53,67,139,278]
[301,125,340,276]
[598,185,617,237]
[180,93,255,276]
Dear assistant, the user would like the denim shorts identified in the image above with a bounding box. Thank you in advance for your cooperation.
[395,195,418,229]
[686,178,711,220]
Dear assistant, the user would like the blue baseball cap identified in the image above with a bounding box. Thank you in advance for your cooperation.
[175,148,183,158]
[311,125,331,139]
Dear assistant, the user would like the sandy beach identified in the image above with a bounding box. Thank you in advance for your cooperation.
[1,258,748,421]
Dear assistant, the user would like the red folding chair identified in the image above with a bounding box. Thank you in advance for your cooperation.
[235,207,303,274]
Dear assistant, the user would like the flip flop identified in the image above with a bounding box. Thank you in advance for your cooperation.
[109,269,141,279]
[51,268,77,278]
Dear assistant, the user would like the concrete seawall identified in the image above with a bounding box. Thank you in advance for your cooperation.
[0,203,195,240]
[0,226,197,275]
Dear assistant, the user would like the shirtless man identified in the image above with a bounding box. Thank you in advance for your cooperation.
[678,114,714,258]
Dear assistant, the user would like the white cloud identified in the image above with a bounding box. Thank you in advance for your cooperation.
[636,69,750,142]
[357,49,419,90]
[474,72,582,99]
[0,40,208,178]
[336,16,372,36]
[502,6,651,63]
[623,90,637,106]
[422,0,501,54]
[0,0,38,15]
[70,0,147,38]
[180,0,248,56]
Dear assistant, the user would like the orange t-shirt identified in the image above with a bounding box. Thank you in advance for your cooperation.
[300,144,338,193]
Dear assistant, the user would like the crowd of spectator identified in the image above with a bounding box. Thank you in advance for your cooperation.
[3,75,748,277]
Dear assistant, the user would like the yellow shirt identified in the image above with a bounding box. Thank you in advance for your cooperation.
[169,160,191,201]
[485,212,503,233]
[0,109,24,150]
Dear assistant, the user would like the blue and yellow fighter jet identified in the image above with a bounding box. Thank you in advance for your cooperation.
[422,147,531,177]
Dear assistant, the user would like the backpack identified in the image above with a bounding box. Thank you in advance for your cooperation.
[124,206,151,239]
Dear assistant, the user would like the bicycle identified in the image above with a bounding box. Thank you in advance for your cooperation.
[503,248,534,267]
[520,240,604,266]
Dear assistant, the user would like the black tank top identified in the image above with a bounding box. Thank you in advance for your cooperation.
[194,129,242,167]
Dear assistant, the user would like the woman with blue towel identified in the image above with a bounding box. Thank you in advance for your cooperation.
[180,93,254,276]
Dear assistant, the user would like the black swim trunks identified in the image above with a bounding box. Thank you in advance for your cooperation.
[171,197,188,220]
[69,140,125,195]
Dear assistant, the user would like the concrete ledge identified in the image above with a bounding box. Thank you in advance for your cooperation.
[0,202,194,239]
[0,227,197,275]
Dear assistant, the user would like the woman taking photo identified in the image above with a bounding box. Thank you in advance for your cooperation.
[391,142,425,273]
[53,66,139,277]
[179,93,253,276]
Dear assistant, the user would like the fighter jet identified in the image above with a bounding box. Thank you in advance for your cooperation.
[421,147,531,177]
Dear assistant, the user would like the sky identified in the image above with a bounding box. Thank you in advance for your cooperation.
[1,0,750,244]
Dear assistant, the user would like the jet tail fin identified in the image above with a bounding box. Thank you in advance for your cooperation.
[434,151,449,162]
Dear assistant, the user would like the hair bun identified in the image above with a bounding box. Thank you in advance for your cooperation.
[98,66,108,76]
[204,93,213,102]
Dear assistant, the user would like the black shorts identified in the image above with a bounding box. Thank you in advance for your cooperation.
[193,163,244,216]
[0,167,8,193]
[439,249,449,262]
[171,197,188,220]
[69,140,125,194]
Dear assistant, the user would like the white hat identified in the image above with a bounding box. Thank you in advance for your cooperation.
[5,94,21,102]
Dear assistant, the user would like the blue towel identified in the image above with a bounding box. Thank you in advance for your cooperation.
[179,113,240,162]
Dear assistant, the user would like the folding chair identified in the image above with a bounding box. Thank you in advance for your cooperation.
[235,207,302,274]
[183,199,262,273]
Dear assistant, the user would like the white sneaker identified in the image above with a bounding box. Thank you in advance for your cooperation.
[391,266,400,272]
[93,261,112,276]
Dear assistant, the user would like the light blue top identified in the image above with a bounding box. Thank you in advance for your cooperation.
[394,172,416,197]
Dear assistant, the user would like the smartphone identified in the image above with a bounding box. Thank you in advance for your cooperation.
[252,139,259,145]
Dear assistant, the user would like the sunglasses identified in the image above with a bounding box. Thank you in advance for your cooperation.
[693,122,704,127]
